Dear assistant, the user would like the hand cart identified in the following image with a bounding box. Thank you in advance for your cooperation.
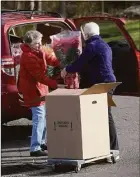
[48,153,116,173]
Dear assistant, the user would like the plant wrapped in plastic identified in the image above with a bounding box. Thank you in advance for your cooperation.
[48,30,82,88]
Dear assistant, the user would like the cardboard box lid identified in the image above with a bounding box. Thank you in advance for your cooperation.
[47,82,121,107]
[48,82,121,96]
[48,88,87,96]
[81,82,121,95]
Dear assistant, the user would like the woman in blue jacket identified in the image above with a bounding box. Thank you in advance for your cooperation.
[61,22,119,162]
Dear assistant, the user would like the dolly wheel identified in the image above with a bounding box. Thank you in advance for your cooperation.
[75,165,81,173]
[52,164,56,171]
[111,156,117,164]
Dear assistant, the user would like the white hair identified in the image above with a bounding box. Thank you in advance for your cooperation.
[83,22,100,40]
[23,30,43,44]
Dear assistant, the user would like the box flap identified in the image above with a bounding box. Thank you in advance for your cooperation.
[81,82,122,95]
[47,82,121,96]
[48,88,87,96]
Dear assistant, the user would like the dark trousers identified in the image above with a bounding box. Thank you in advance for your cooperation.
[108,90,119,150]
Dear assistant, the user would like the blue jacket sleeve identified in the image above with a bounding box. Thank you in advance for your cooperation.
[66,44,94,73]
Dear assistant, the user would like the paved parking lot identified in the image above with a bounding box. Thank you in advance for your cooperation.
[1,96,139,177]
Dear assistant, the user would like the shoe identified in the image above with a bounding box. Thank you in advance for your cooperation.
[30,150,48,157]
[41,144,47,151]
[107,150,120,163]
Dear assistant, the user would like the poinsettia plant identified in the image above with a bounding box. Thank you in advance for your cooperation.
[46,30,82,88]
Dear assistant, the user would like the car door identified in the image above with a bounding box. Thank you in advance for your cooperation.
[69,16,140,96]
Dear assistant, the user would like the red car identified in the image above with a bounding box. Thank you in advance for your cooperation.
[1,10,140,123]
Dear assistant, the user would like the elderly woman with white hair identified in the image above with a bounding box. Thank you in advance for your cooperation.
[61,22,120,162]
[18,30,60,156]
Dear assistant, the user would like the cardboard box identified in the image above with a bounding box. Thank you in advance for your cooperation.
[46,82,121,160]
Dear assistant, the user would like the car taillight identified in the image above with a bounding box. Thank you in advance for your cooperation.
[1,58,15,76]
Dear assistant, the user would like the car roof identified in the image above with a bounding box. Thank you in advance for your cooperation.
[1,10,63,26]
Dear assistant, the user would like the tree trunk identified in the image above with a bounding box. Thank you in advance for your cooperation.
[37,0,42,11]
[30,0,35,10]
[101,0,104,14]
[17,1,22,10]
[59,1,66,17]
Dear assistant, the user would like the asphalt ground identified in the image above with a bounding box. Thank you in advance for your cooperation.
[1,96,140,177]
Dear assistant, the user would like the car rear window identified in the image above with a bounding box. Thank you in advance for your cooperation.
[81,20,126,42]
[9,21,71,46]
[80,20,129,49]
[8,21,71,79]
[124,20,140,50]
